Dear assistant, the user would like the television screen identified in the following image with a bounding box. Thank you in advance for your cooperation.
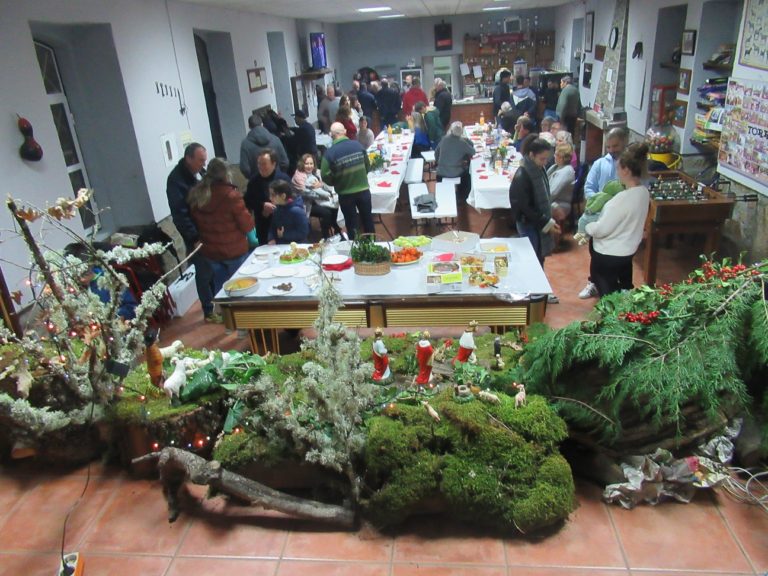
[310,32,327,70]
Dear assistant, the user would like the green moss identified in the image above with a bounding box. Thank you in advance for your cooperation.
[212,430,287,469]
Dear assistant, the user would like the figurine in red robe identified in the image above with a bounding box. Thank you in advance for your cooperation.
[452,320,478,365]
[372,327,391,381]
[414,331,434,386]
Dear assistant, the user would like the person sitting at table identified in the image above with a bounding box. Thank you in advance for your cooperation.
[497,101,520,134]
[321,122,373,240]
[292,153,343,240]
[188,158,257,296]
[336,104,358,140]
[540,117,554,136]
[435,121,475,205]
[357,115,375,149]
[268,180,309,245]
[416,101,445,148]
[410,109,431,159]
[547,142,576,246]
[509,135,560,268]
[555,130,579,170]
[513,116,534,151]
[244,149,291,246]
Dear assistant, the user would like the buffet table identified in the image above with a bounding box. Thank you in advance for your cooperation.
[215,237,553,353]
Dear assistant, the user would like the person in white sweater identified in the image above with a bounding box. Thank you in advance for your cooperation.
[585,143,650,296]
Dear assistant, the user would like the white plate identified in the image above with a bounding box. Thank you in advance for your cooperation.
[253,245,281,255]
[268,283,295,296]
[322,254,349,266]
[294,266,316,278]
[272,267,298,278]
[239,261,265,275]
[257,268,276,279]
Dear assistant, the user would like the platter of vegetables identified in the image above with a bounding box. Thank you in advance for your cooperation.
[390,247,423,266]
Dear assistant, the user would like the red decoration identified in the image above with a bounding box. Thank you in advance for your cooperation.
[17,115,43,162]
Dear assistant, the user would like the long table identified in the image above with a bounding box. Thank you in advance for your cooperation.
[216,237,553,353]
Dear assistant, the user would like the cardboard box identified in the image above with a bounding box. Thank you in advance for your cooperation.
[168,266,197,317]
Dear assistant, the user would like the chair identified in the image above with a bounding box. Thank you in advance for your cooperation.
[407,181,458,229]
[569,162,589,231]
[405,158,424,184]
[421,150,436,181]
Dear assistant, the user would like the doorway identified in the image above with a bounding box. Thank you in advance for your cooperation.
[267,31,294,119]
[571,18,584,78]
[194,34,226,158]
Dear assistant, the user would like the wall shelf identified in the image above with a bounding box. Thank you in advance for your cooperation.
[299,68,331,80]
[659,62,680,70]
[702,61,732,72]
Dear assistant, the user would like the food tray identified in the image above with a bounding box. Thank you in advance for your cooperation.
[432,231,479,254]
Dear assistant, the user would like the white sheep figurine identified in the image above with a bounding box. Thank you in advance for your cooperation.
[513,382,526,408]
[159,339,184,359]
[421,400,441,423]
[478,389,500,405]
[163,358,187,401]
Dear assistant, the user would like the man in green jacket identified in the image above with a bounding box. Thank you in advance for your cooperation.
[556,75,581,135]
[321,122,373,239]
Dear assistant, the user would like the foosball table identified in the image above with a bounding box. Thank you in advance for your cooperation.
[644,170,734,286]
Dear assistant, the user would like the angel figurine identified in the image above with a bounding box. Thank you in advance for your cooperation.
[372,327,391,381]
[452,320,478,365]
[414,330,434,386]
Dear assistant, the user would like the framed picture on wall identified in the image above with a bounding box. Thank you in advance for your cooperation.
[247,67,268,93]
[738,0,768,71]
[681,30,697,56]
[585,12,594,53]
[672,99,688,128]
[677,68,692,95]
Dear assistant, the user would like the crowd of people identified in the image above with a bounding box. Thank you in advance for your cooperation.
[165,70,650,322]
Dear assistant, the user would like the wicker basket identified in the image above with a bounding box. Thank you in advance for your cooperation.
[351,233,391,276]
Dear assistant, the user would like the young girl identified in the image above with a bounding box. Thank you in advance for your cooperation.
[585,143,650,296]
[268,180,310,244]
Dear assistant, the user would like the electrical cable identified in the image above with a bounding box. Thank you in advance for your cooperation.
[164,0,190,125]
[720,466,768,515]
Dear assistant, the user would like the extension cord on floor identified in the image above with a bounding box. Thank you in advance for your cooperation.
[57,552,84,576]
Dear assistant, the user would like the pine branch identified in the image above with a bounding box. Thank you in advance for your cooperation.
[577,332,662,354]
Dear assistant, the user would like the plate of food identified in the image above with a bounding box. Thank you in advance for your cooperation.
[393,235,432,250]
[468,271,500,288]
[480,242,509,253]
[390,247,423,266]
[279,242,310,264]
[430,262,460,274]
[459,255,485,266]
[223,276,259,296]
[268,281,295,296]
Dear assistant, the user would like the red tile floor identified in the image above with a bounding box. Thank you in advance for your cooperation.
[2,190,766,576]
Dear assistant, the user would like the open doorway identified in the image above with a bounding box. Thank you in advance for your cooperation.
[649,5,687,126]
[267,31,294,119]
[571,18,584,79]
[194,34,226,158]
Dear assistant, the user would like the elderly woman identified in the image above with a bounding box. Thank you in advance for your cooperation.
[188,158,257,297]
[435,121,475,204]
[292,153,342,239]
[555,130,579,170]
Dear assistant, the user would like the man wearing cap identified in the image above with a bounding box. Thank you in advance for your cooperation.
[292,110,318,159]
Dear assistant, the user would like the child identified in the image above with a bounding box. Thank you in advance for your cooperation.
[268,180,309,244]
[573,179,625,245]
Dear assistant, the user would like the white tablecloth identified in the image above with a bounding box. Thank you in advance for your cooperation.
[217,236,553,301]
[368,131,414,214]
[464,125,520,211]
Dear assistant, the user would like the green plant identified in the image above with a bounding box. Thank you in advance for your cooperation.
[350,235,390,264]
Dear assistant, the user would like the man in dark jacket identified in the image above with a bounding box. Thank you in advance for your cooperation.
[375,79,401,127]
[166,142,217,321]
[492,70,512,117]
[244,149,291,246]
[556,75,582,135]
[357,82,377,120]
[292,110,318,159]
[433,78,453,130]
[239,114,289,178]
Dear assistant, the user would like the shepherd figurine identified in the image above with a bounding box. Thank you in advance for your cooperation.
[452,320,478,365]
[371,327,391,381]
[414,330,434,386]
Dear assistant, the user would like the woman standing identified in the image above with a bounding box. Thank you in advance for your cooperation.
[292,153,343,239]
[357,116,375,149]
[585,143,650,296]
[336,104,357,140]
[508,135,560,265]
[188,158,256,296]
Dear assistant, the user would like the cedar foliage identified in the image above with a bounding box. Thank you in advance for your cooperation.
[522,258,768,452]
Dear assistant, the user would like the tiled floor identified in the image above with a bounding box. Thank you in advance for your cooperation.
[3,184,764,576]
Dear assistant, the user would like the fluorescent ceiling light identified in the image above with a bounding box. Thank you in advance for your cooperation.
[483,5,511,10]
[379,14,405,18]
[358,6,392,12]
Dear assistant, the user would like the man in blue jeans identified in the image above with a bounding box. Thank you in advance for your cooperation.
[166,143,218,322]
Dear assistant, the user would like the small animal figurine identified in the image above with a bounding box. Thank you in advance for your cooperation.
[494,353,505,370]
[163,358,188,402]
[421,400,441,423]
[513,382,526,408]
[144,328,164,389]
[159,339,184,359]
[478,389,500,404]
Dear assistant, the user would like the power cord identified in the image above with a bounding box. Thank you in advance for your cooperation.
[720,466,768,515]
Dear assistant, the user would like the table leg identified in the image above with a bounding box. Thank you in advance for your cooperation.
[480,212,495,238]
[248,329,259,354]
[643,225,660,287]
[373,214,395,240]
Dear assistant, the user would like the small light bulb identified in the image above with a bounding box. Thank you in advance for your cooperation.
[152,442,159,450]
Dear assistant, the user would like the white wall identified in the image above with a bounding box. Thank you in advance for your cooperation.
[554,2,583,74]
[0,0,338,304]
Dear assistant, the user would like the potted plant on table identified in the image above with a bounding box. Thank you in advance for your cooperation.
[350,234,391,276]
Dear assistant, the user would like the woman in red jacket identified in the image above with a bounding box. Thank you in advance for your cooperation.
[188,158,257,296]
[336,104,358,140]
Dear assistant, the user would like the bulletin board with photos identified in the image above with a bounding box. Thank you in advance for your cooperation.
[718,78,768,195]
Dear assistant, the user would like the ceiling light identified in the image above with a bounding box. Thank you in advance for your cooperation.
[483,5,511,10]
[379,14,405,18]
[357,6,392,12]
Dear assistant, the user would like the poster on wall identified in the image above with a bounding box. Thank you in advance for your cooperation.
[718,78,768,195]
[738,0,768,71]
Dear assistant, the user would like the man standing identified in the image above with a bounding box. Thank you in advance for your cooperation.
[375,79,401,127]
[402,77,428,118]
[556,75,581,136]
[578,127,628,299]
[357,82,377,121]
[433,78,453,130]
[239,113,289,178]
[244,149,291,246]
[321,122,373,239]
[318,84,340,134]
[492,70,512,117]
[292,110,317,159]
[166,143,217,322]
